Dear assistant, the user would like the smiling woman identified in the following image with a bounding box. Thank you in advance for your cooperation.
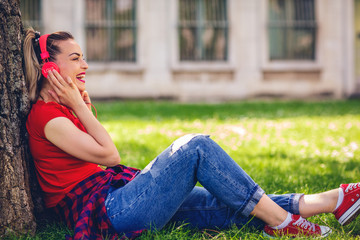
[22,28,360,240]
[49,39,88,93]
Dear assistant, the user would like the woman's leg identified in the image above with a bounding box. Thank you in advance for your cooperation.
[299,189,339,218]
[106,134,290,233]
[169,187,303,230]
[250,195,288,227]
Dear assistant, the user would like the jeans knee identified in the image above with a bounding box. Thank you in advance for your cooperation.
[190,134,211,147]
[170,134,210,155]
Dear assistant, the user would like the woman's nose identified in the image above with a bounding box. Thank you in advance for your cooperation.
[81,59,88,69]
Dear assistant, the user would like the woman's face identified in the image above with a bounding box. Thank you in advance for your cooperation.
[54,39,88,93]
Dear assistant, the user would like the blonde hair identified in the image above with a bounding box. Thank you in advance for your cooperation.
[23,28,74,102]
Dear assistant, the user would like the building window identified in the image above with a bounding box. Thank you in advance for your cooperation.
[178,0,228,61]
[20,0,42,32]
[268,0,317,60]
[85,0,137,62]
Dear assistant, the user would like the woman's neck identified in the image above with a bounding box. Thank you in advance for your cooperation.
[38,85,56,103]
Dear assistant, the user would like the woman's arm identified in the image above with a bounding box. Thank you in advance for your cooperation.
[44,70,120,167]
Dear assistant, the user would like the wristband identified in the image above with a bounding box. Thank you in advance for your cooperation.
[84,101,97,118]
[90,103,98,118]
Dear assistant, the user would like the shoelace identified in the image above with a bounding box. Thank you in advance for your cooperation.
[293,217,316,232]
[345,183,360,193]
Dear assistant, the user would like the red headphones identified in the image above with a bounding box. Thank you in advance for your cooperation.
[39,34,60,78]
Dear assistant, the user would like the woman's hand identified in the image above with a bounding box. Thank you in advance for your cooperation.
[81,91,92,112]
[47,70,84,111]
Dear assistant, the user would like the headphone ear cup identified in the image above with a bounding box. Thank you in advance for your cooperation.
[42,62,60,78]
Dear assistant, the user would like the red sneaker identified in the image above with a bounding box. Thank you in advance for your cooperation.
[334,183,360,225]
[263,214,331,238]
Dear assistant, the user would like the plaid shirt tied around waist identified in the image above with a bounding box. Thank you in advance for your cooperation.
[54,164,144,240]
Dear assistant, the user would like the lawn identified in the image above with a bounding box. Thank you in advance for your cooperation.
[12,100,360,239]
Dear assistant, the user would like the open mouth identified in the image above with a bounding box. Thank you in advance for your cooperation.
[76,72,86,83]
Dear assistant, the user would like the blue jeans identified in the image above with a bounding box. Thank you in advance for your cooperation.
[105,134,302,233]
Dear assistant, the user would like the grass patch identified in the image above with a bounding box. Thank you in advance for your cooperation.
[21,100,360,239]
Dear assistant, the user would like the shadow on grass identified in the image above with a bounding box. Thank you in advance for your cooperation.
[95,100,360,121]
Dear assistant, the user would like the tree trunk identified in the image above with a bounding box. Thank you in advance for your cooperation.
[0,0,36,236]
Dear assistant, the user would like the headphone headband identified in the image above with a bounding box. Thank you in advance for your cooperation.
[38,33,60,78]
[39,34,50,61]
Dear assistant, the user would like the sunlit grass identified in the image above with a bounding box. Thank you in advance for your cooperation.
[98,100,360,239]
[16,100,360,239]
[100,101,360,192]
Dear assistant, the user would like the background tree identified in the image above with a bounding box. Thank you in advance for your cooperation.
[0,0,36,236]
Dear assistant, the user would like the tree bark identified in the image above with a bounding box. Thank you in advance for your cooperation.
[0,0,36,236]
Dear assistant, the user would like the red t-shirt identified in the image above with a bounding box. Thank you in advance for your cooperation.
[26,101,103,208]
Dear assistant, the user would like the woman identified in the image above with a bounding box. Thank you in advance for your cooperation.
[23,28,360,239]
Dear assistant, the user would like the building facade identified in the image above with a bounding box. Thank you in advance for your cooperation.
[21,0,360,101]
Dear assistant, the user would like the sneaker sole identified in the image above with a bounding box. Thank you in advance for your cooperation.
[321,227,332,238]
[262,231,276,239]
[339,198,360,225]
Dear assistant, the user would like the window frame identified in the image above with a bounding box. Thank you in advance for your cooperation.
[170,0,234,72]
[177,0,229,62]
[261,0,322,72]
[84,0,138,63]
[267,0,317,61]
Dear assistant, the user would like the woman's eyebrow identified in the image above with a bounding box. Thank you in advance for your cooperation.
[69,52,81,57]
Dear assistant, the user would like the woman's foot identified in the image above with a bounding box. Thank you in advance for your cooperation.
[263,214,332,238]
[334,183,360,225]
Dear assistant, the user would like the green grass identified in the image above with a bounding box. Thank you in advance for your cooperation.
[12,100,360,239]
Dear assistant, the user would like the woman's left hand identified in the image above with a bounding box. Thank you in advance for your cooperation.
[82,91,92,111]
